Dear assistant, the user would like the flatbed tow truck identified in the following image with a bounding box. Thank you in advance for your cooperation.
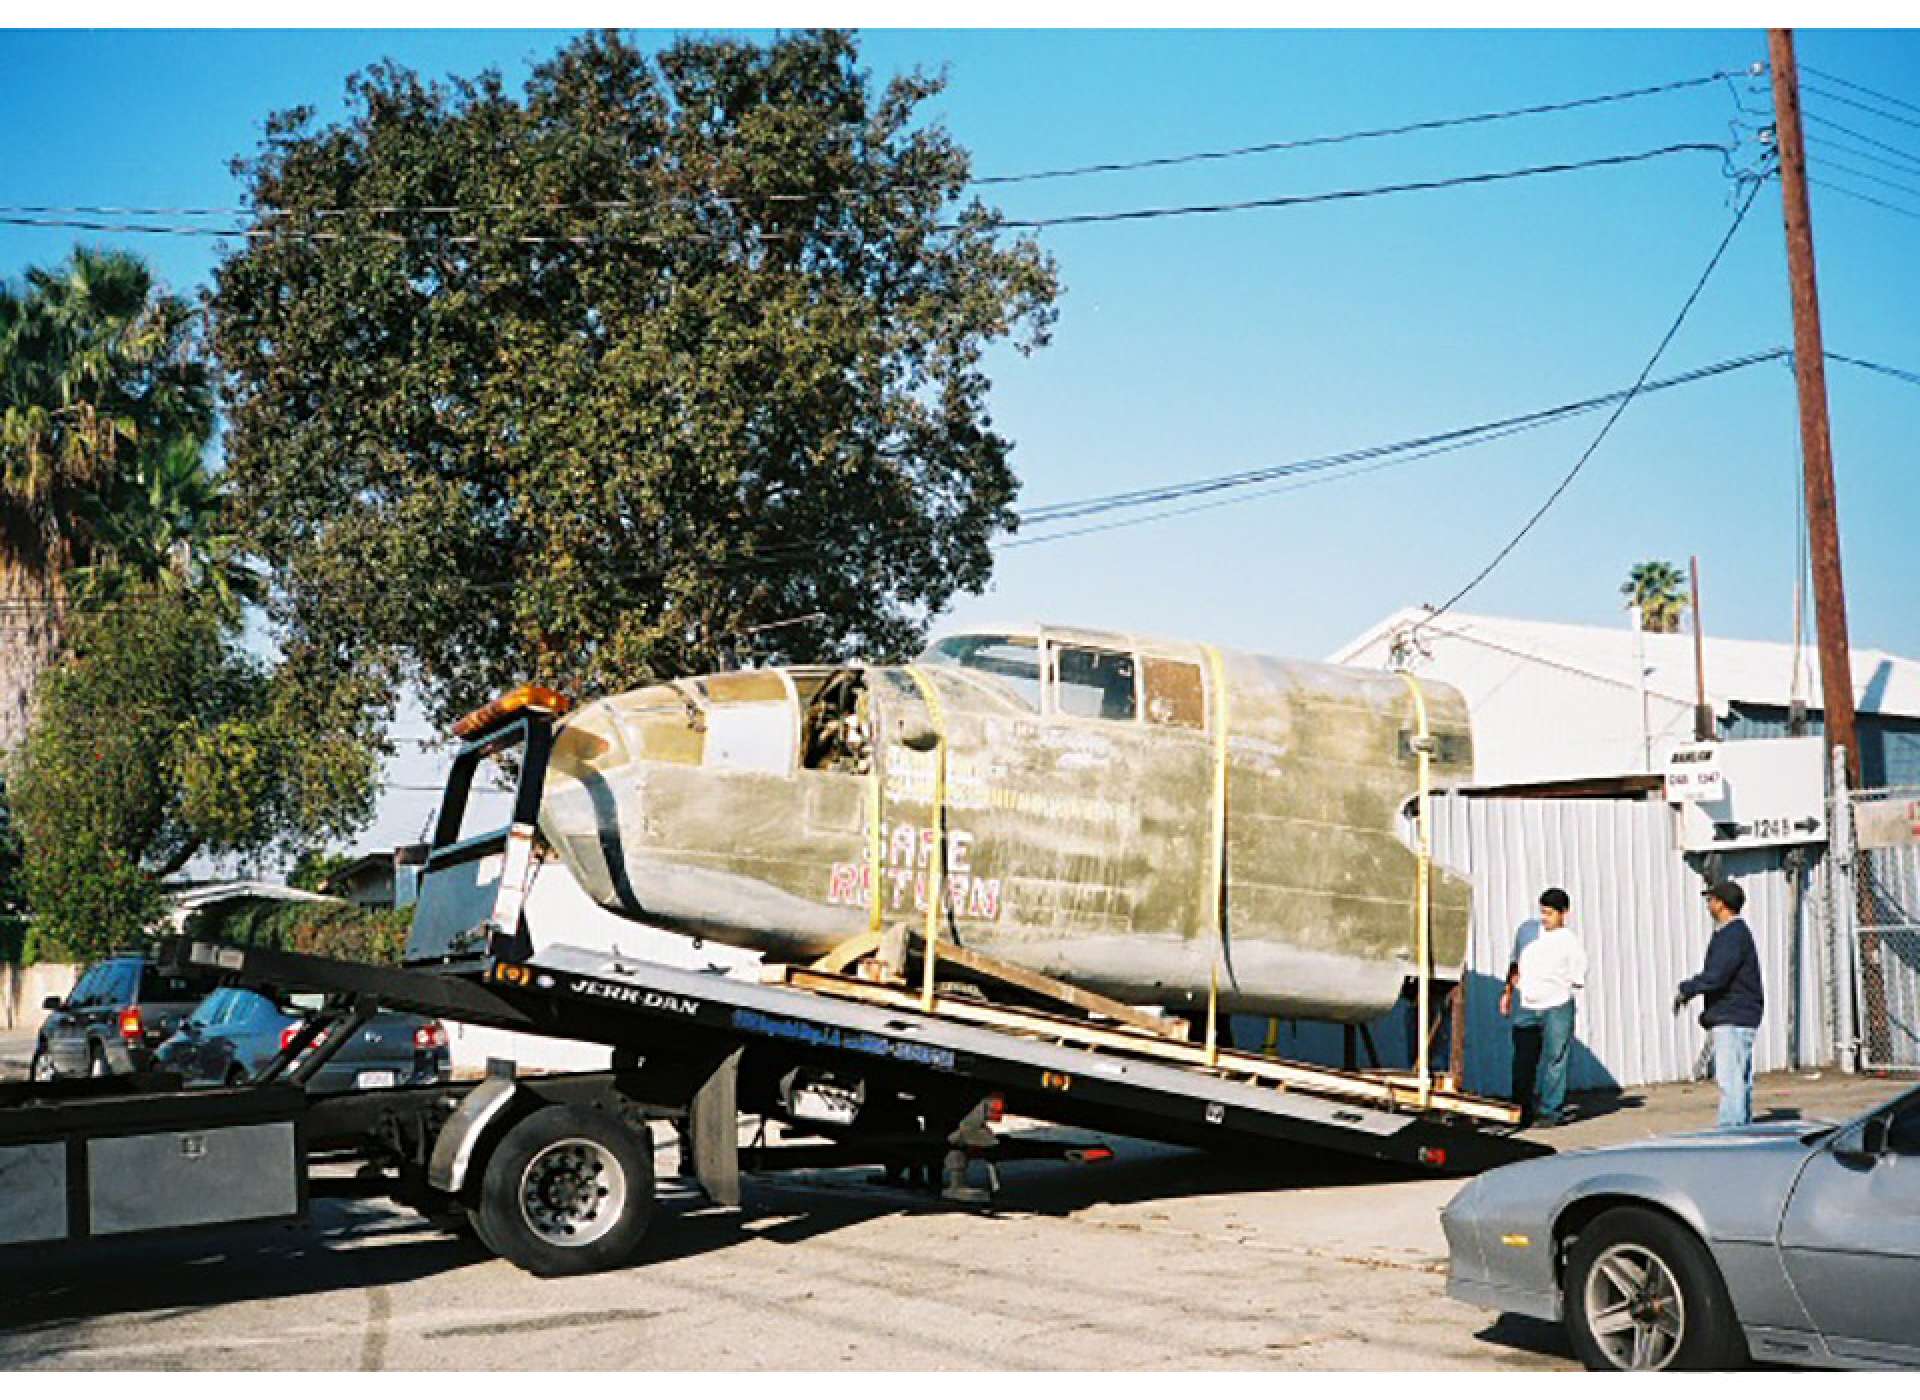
[0,689,1546,1278]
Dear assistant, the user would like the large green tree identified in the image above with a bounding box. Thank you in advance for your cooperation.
[0,248,212,749]
[9,591,380,961]
[211,29,1059,728]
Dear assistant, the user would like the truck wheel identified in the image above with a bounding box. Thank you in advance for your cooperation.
[29,1043,54,1082]
[88,1043,109,1078]
[1564,1206,1746,1371]
[475,1104,655,1277]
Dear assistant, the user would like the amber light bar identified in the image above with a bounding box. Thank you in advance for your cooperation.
[452,684,573,739]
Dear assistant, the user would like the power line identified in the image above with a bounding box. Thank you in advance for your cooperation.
[1419,172,1767,629]
[1804,130,1920,178]
[0,352,1798,622]
[1809,176,1920,223]
[1801,111,1920,172]
[1805,150,1920,201]
[0,144,1737,246]
[1801,80,1920,134]
[1017,349,1786,527]
[1800,63,1920,120]
[0,66,1749,227]
[1827,350,1920,389]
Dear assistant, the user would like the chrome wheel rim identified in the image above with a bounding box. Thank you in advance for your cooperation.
[30,1049,52,1082]
[518,1138,625,1248]
[1585,1242,1686,1370]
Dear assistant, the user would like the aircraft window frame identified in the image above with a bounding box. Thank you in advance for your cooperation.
[924,634,1043,712]
[1049,643,1140,724]
[1142,656,1207,731]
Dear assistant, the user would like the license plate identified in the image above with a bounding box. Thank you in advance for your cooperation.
[355,1070,397,1089]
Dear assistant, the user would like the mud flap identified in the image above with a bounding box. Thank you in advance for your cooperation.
[686,1046,743,1208]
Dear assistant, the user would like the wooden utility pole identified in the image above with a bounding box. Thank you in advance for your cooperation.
[1689,555,1712,741]
[1769,29,1861,787]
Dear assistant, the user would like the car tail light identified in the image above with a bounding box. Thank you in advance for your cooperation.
[984,1093,1005,1123]
[280,1024,329,1052]
[413,1021,448,1050]
[118,1006,143,1041]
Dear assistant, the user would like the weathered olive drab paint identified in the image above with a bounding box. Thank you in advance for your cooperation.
[538,624,1472,1023]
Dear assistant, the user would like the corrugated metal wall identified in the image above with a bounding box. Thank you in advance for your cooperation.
[1252,795,1831,1096]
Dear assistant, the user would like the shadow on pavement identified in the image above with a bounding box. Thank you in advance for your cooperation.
[1475,1313,1577,1364]
[0,1132,1427,1354]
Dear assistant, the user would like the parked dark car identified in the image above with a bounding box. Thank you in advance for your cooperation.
[154,986,452,1092]
[30,954,223,1080]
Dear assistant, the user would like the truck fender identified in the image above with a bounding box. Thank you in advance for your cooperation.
[428,1074,521,1195]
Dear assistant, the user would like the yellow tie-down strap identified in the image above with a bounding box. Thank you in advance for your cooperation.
[1399,669,1435,1105]
[902,665,950,1011]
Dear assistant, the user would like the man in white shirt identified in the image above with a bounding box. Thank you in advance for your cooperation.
[1500,887,1589,1128]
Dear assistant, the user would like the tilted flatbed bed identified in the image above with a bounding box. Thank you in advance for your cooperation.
[0,688,1545,1278]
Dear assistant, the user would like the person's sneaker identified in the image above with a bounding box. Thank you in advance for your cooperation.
[1547,1109,1579,1127]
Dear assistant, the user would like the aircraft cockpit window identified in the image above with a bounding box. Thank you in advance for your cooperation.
[1053,645,1138,722]
[801,669,872,774]
[924,634,1042,710]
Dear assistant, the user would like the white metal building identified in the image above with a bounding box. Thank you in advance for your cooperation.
[1332,608,1920,789]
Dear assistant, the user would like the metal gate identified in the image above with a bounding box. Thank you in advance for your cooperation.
[1845,786,1920,1072]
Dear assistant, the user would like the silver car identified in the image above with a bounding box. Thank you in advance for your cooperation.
[1443,1084,1920,1370]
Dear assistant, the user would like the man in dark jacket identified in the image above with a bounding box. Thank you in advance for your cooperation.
[1674,878,1766,1127]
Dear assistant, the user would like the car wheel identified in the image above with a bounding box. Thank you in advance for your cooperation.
[29,1043,55,1082]
[87,1043,109,1078]
[1564,1206,1746,1371]
[475,1104,655,1278]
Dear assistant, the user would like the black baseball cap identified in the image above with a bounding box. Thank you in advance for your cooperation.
[1703,879,1746,913]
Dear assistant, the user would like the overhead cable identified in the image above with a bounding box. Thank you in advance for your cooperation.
[0,67,1749,225]
[1417,173,1766,630]
[1800,63,1920,119]
[0,145,1736,246]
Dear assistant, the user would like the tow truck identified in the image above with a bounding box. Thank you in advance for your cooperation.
[0,687,1546,1277]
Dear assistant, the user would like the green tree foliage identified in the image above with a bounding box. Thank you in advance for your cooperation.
[287,849,353,893]
[184,897,410,966]
[0,247,214,749]
[1620,559,1690,634]
[9,592,379,960]
[211,29,1059,727]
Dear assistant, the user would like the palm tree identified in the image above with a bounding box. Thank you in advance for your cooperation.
[1620,559,1690,634]
[72,435,262,618]
[0,247,212,748]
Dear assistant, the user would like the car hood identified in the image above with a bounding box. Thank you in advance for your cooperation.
[1567,1118,1831,1156]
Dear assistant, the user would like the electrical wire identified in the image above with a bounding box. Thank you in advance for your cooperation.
[1801,81,1920,134]
[0,66,1749,225]
[1417,172,1767,631]
[1800,63,1920,120]
[1827,350,1920,389]
[1017,348,1786,527]
[0,144,1735,246]
[0,350,1797,622]
[1801,112,1920,172]
[1808,176,1920,223]
[1805,151,1920,201]
[1803,131,1920,178]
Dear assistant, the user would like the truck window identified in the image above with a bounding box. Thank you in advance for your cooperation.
[1053,645,1138,722]
[923,634,1042,710]
[1143,657,1206,730]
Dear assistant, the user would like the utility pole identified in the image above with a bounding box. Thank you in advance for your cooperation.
[1769,29,1860,787]
[1689,555,1712,742]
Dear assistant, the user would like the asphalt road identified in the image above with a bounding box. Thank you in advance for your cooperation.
[1,1043,1905,1371]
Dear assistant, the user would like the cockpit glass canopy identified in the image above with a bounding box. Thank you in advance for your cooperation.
[921,634,1042,710]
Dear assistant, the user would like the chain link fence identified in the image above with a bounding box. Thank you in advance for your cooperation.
[1848,787,1920,1072]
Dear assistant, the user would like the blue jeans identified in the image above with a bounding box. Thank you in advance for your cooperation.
[1512,1000,1576,1121]
[1712,1024,1757,1127]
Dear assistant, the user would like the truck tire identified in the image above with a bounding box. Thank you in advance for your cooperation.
[475,1104,655,1277]
[29,1043,54,1082]
[1564,1205,1746,1371]
[87,1042,108,1078]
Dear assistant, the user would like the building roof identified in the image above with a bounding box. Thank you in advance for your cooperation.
[1331,608,1920,720]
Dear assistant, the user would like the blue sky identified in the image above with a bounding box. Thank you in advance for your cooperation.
[4,29,1916,686]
